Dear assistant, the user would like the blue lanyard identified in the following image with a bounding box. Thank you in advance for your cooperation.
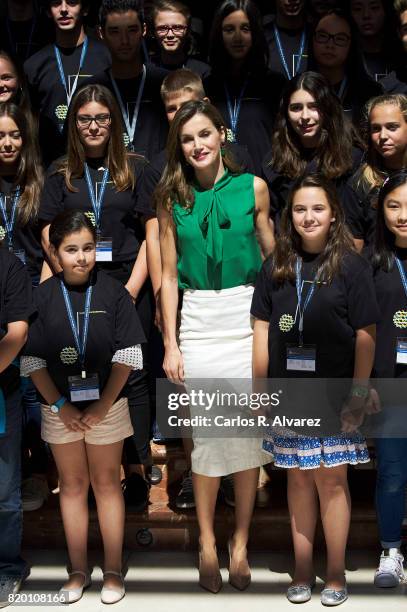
[295,257,316,346]
[396,257,407,299]
[273,24,306,80]
[54,36,88,108]
[109,65,146,147]
[84,164,110,236]
[0,188,21,250]
[60,280,93,376]
[224,80,248,142]
[6,16,36,60]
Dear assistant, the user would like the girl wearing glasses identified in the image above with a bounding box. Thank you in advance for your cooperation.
[149,0,210,78]
[262,71,365,248]
[204,0,285,176]
[252,173,378,606]
[308,8,382,129]
[39,83,155,514]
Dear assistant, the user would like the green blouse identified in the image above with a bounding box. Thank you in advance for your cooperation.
[172,171,262,290]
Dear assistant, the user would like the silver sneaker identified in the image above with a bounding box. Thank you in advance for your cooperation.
[286,583,314,603]
[320,586,348,606]
[374,549,405,588]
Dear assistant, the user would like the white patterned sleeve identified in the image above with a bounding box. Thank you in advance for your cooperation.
[20,356,47,377]
[112,345,143,370]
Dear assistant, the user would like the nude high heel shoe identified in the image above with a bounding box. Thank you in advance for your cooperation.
[198,548,222,593]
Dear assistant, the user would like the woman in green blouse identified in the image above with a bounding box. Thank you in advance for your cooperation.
[156,100,274,593]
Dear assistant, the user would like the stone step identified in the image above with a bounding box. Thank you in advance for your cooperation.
[23,456,395,552]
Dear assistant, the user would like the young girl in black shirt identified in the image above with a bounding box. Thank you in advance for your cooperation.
[204,0,285,175]
[308,8,383,128]
[369,172,407,588]
[0,102,43,277]
[251,173,379,606]
[262,71,365,246]
[21,211,145,604]
[351,94,407,244]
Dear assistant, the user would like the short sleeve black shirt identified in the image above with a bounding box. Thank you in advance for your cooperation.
[0,247,33,396]
[251,251,380,378]
[39,156,147,264]
[23,269,146,407]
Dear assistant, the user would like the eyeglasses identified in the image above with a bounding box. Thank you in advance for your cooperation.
[314,30,351,47]
[155,25,187,36]
[76,114,111,128]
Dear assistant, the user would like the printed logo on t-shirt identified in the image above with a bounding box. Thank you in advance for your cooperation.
[84,211,96,226]
[60,346,78,364]
[279,314,294,332]
[0,226,5,241]
[393,310,407,329]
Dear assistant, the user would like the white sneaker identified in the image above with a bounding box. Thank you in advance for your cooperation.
[374,549,405,587]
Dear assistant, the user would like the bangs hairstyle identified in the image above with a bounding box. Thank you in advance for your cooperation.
[358,94,407,192]
[0,103,43,224]
[394,0,407,17]
[99,0,142,29]
[160,68,205,102]
[154,100,241,211]
[272,173,355,284]
[59,84,134,192]
[208,0,268,75]
[49,210,97,250]
[373,170,407,272]
[270,72,353,180]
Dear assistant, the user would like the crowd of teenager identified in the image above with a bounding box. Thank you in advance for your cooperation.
[1,0,407,606]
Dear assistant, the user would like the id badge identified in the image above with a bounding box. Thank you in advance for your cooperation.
[10,249,26,265]
[286,344,316,372]
[68,373,100,402]
[96,237,113,262]
[396,338,407,365]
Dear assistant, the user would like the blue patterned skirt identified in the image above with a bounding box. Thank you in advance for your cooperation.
[263,434,370,470]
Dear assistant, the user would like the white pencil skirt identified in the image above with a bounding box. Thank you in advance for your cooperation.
[179,285,270,477]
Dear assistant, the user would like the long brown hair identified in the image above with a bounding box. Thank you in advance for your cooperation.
[273,174,355,284]
[357,94,407,192]
[58,84,134,192]
[0,103,43,224]
[154,100,241,211]
[270,72,354,180]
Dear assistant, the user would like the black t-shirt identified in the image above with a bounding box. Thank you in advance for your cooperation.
[23,269,146,408]
[0,176,43,279]
[372,248,407,378]
[82,64,168,161]
[150,53,211,79]
[261,154,365,239]
[348,170,381,246]
[39,156,147,267]
[0,14,53,63]
[263,17,309,80]
[332,75,383,129]
[362,52,393,84]
[251,251,379,378]
[136,142,256,218]
[0,246,33,396]
[204,70,285,176]
[24,38,111,165]
[381,67,407,95]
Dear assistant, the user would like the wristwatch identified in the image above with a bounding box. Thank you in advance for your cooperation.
[50,396,67,414]
[350,384,369,399]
